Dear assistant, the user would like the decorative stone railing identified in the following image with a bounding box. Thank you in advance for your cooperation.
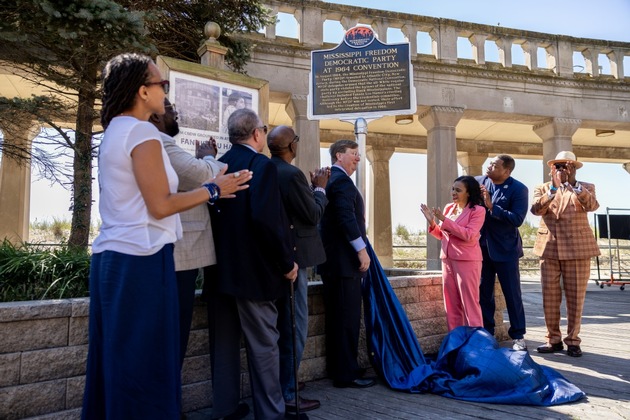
[261,0,628,80]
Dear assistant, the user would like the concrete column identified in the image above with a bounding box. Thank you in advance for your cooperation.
[556,40,574,77]
[607,49,625,80]
[419,106,464,270]
[366,144,395,268]
[495,38,513,68]
[371,20,388,43]
[581,48,599,77]
[340,16,359,31]
[459,152,488,176]
[545,44,558,73]
[0,125,39,243]
[401,24,417,59]
[521,41,538,70]
[469,34,487,65]
[265,6,279,40]
[296,6,324,47]
[430,25,457,64]
[533,118,581,181]
[286,94,321,178]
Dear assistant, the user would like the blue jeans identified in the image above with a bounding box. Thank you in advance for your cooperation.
[277,268,308,401]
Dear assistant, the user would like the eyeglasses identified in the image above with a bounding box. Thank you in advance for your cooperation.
[145,80,170,94]
[554,163,567,170]
[165,103,176,112]
[291,135,300,144]
[346,151,361,158]
[254,125,268,135]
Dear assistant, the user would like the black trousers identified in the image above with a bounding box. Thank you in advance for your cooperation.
[321,274,362,382]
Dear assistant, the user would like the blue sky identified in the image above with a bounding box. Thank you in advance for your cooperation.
[29,0,630,232]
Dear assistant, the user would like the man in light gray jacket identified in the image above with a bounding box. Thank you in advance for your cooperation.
[149,98,251,373]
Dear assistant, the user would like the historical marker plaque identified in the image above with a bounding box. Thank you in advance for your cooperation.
[308,26,416,120]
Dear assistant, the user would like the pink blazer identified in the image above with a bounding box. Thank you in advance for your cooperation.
[428,203,486,261]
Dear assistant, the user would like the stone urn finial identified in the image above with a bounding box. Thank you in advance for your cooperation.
[204,21,221,41]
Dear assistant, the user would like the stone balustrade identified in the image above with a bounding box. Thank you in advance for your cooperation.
[0,273,506,419]
[262,0,628,79]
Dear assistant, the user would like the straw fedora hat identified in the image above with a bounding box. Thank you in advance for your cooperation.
[547,151,583,169]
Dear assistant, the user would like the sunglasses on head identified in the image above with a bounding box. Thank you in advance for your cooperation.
[554,163,567,170]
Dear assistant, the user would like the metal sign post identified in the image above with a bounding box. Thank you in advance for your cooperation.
[354,118,368,199]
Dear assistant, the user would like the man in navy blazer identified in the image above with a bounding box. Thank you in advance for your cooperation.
[476,154,529,351]
[318,139,375,389]
[207,109,298,420]
[268,125,329,414]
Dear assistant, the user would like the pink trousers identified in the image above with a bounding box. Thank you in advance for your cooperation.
[442,259,483,331]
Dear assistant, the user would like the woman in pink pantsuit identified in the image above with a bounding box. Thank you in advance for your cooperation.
[421,175,486,331]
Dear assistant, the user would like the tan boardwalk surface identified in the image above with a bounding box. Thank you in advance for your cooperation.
[189,277,630,419]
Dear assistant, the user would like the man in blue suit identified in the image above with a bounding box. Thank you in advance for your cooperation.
[319,139,375,389]
[476,154,529,351]
[207,109,298,420]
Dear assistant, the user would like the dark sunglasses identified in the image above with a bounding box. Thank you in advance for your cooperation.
[554,163,567,170]
[145,80,170,94]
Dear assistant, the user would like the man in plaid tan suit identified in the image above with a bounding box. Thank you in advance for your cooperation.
[530,151,600,357]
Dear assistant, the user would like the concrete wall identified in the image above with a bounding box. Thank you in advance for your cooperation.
[0,274,506,419]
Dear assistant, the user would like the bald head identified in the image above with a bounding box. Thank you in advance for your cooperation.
[267,125,296,153]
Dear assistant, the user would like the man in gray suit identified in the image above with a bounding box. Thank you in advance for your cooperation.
[149,98,251,400]
[268,125,329,415]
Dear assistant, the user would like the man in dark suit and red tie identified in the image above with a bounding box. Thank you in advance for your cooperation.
[268,125,329,415]
[207,108,298,420]
[318,139,375,389]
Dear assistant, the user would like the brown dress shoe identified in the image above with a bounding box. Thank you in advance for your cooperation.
[536,342,564,353]
[567,345,582,357]
[285,397,321,413]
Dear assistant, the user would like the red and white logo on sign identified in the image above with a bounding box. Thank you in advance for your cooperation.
[344,26,375,48]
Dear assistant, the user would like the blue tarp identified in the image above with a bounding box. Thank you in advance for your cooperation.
[362,242,585,406]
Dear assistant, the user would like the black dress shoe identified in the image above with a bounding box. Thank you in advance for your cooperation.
[567,345,582,357]
[536,342,564,353]
[285,397,321,413]
[285,413,309,420]
[219,402,250,420]
[333,378,376,388]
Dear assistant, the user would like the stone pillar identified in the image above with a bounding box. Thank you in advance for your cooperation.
[556,40,574,77]
[265,6,279,40]
[286,94,321,178]
[607,49,625,80]
[469,34,487,65]
[0,125,39,243]
[401,24,417,60]
[197,22,228,69]
[366,144,395,267]
[495,38,513,68]
[581,48,599,77]
[521,41,538,71]
[459,152,488,176]
[371,20,388,43]
[533,118,581,181]
[419,106,464,270]
[430,25,457,64]
[296,6,324,47]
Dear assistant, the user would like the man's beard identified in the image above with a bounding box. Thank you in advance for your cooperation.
[165,121,179,137]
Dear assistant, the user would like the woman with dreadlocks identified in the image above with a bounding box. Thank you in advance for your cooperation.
[82,53,226,419]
